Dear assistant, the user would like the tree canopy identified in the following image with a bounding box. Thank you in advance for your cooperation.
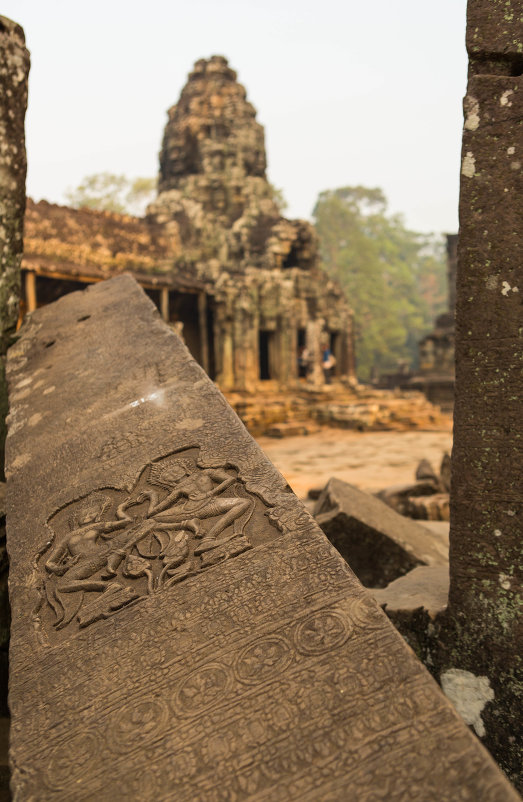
[313,186,447,382]
[65,173,156,216]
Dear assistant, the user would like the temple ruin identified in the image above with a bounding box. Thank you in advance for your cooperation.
[2,4,523,796]
[20,56,355,392]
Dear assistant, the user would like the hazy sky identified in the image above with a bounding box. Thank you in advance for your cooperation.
[7,0,468,234]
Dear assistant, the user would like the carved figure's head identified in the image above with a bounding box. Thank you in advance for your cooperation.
[70,494,111,529]
[149,457,195,489]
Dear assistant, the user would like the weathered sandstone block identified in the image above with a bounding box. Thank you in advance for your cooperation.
[5,276,518,800]
[372,565,449,668]
[373,565,449,620]
[314,478,448,588]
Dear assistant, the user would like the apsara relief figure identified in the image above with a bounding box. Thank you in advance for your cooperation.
[40,450,257,633]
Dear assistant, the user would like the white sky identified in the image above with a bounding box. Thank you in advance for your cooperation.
[6,0,467,234]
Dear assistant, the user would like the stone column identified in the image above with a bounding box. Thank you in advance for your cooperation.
[445,1,522,789]
[248,300,260,391]
[220,320,235,390]
[197,291,209,375]
[24,271,37,312]
[0,17,30,480]
[0,19,29,789]
[306,319,324,387]
[160,287,169,323]
[279,314,297,385]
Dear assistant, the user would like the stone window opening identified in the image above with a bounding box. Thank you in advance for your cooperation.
[297,328,308,378]
[169,292,202,365]
[282,245,300,269]
[329,331,342,377]
[259,330,276,380]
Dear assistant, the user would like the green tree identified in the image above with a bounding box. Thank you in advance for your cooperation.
[65,173,157,216]
[313,186,446,381]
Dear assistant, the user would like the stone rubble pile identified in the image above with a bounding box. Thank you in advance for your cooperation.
[227,385,451,438]
[377,453,451,521]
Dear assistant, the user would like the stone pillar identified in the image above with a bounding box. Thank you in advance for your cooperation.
[306,319,324,387]
[220,319,234,390]
[160,287,169,323]
[197,292,209,375]
[0,17,29,354]
[233,307,245,391]
[0,21,29,795]
[0,17,30,480]
[279,314,297,386]
[445,2,522,789]
[342,312,356,379]
[25,271,37,312]
[247,303,260,391]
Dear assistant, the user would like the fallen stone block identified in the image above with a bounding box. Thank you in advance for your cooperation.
[264,421,320,438]
[405,492,450,521]
[5,276,518,800]
[376,478,439,515]
[371,565,449,671]
[373,564,449,620]
[314,477,448,587]
[440,452,451,492]
[415,458,439,483]
[307,486,325,500]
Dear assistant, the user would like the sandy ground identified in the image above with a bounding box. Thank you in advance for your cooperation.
[256,427,453,500]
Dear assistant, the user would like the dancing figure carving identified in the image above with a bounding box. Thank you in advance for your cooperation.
[39,449,258,634]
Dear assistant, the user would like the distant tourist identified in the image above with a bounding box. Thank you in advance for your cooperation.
[322,345,336,384]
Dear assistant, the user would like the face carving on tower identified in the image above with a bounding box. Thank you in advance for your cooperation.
[158,55,267,191]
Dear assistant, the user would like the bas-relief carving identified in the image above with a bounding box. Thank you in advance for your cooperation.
[15,525,512,801]
[28,595,507,801]
[35,447,281,639]
[34,603,368,795]
[96,433,147,462]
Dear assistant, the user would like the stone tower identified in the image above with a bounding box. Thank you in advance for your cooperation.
[159,55,267,194]
[148,56,354,390]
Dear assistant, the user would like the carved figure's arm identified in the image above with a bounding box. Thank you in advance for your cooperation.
[45,543,73,576]
[115,500,135,523]
[207,469,235,496]
[147,488,185,517]
[100,519,128,537]
[159,520,199,535]
[99,499,141,536]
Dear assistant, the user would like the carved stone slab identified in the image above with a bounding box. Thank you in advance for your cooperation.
[5,276,518,800]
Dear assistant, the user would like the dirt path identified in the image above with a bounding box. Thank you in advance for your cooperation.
[256,427,453,500]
